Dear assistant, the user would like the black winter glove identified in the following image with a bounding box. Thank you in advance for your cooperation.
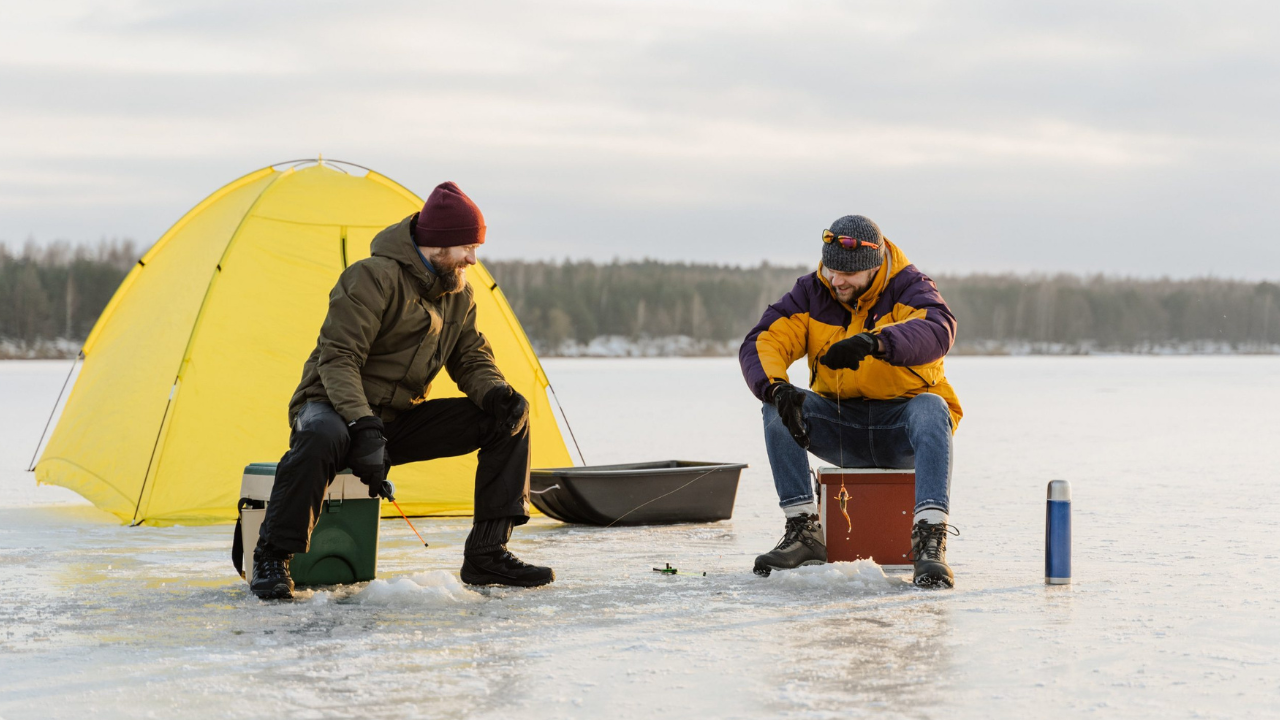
[770,382,810,449]
[484,385,530,435]
[347,416,394,500]
[819,332,881,371]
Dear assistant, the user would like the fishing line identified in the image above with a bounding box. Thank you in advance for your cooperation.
[836,368,852,535]
[837,367,844,468]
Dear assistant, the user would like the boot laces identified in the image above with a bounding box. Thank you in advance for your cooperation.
[911,520,958,562]
[257,557,290,577]
[774,515,814,551]
[496,549,534,569]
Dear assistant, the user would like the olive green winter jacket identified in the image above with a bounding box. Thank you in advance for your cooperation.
[287,214,505,425]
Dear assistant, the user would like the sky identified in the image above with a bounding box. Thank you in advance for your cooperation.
[1,0,1277,278]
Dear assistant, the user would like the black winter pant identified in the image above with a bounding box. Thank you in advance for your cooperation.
[260,399,531,553]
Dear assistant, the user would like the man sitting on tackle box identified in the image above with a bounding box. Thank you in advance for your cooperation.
[739,215,963,588]
[249,181,554,600]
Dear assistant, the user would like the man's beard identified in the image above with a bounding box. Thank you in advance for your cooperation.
[835,281,870,304]
[432,257,468,294]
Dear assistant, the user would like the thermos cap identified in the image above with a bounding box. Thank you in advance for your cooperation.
[1047,479,1071,501]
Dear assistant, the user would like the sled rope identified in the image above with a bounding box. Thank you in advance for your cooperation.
[604,468,719,528]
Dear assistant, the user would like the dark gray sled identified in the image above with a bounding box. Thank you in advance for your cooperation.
[529,460,747,526]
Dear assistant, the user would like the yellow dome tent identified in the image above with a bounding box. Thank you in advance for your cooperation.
[34,160,573,526]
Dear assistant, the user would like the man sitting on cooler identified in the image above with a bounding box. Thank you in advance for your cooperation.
[739,215,963,588]
[249,182,553,600]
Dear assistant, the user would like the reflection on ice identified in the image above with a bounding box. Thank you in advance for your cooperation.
[4,357,1280,719]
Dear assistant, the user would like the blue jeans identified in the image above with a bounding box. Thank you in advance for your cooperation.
[762,391,953,514]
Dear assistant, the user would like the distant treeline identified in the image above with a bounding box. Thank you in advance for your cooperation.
[2,242,1278,357]
[486,260,806,352]
[489,261,1280,355]
[0,241,138,357]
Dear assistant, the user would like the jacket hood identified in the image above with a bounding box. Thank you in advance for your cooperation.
[370,214,445,301]
[816,238,911,315]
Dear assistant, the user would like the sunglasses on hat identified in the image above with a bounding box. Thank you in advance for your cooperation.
[822,229,881,250]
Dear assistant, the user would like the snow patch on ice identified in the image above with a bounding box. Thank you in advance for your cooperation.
[349,571,484,607]
[769,560,900,591]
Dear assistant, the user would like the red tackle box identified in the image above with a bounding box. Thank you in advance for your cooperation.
[818,467,914,568]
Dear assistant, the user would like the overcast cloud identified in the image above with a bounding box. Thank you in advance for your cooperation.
[1,0,1277,277]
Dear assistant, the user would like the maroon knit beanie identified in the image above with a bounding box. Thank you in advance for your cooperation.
[414,181,486,247]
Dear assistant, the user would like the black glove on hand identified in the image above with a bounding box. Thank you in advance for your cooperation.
[819,332,881,371]
[484,385,530,435]
[347,416,392,499]
[770,382,810,449]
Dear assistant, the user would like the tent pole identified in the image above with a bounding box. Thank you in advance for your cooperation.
[27,349,82,472]
[130,386,176,526]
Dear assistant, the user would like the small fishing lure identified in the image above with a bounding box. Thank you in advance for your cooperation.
[837,483,853,536]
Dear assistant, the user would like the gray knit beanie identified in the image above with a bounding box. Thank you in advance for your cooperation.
[822,215,885,273]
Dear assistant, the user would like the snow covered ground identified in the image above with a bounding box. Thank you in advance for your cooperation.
[1,357,1278,719]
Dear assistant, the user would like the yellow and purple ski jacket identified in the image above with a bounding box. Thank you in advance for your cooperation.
[739,239,963,430]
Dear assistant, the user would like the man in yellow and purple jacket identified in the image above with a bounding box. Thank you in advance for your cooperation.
[739,215,963,588]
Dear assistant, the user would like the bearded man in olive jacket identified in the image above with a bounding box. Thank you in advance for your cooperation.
[250,181,552,600]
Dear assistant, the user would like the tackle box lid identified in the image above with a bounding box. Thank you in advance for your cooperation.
[816,467,915,485]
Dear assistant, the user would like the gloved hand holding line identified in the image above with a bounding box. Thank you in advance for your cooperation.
[819,332,882,371]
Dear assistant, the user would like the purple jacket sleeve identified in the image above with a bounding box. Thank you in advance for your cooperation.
[876,267,956,367]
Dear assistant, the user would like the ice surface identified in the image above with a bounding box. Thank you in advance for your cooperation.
[344,571,486,607]
[2,356,1280,719]
[767,559,904,592]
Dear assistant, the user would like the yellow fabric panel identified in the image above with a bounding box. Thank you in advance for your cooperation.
[254,166,418,230]
[36,170,278,523]
[38,163,571,525]
[141,217,346,523]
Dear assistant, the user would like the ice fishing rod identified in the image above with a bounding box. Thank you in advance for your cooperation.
[389,498,429,547]
[652,563,706,577]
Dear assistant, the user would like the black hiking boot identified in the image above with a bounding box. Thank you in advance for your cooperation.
[754,514,827,577]
[460,517,555,588]
[910,519,957,589]
[249,539,294,600]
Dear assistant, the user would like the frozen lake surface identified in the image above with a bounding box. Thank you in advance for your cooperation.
[2,356,1278,719]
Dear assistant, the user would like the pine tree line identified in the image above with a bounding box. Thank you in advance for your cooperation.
[486,261,1280,354]
[2,242,1278,357]
[0,241,138,357]
[937,273,1280,352]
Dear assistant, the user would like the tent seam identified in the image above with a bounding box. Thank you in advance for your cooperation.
[131,169,290,524]
[83,167,275,355]
[251,215,397,229]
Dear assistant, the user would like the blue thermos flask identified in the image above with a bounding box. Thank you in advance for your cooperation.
[1045,480,1071,585]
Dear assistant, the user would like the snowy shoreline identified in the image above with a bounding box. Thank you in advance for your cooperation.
[6,334,1280,360]
[531,335,1280,358]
